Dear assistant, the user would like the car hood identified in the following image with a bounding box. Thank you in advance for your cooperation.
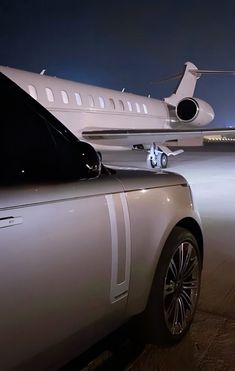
[110,167,188,191]
[0,168,187,210]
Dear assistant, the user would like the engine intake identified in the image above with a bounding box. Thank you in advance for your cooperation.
[176,97,214,127]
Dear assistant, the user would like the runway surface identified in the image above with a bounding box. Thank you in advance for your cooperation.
[62,144,235,371]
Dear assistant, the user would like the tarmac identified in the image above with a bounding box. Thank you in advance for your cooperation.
[61,143,235,371]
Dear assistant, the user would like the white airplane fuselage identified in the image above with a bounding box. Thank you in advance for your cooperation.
[1,63,222,168]
[0,66,173,148]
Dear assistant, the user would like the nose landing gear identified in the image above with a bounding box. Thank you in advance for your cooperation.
[147,143,184,169]
[147,143,168,169]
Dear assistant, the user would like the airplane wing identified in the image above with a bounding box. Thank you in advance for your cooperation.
[82,127,235,147]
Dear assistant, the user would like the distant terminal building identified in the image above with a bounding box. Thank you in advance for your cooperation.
[165,128,235,147]
[204,135,235,143]
[204,125,235,143]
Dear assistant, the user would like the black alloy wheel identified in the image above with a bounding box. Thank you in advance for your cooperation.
[141,227,202,345]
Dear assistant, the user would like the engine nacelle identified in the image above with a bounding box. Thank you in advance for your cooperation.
[176,97,214,127]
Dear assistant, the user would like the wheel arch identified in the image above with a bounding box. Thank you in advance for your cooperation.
[126,216,203,318]
[129,219,203,343]
[175,217,204,263]
[151,217,204,290]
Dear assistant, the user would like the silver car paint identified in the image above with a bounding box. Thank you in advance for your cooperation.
[0,170,201,370]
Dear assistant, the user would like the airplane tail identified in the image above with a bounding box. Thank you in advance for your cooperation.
[164,62,200,107]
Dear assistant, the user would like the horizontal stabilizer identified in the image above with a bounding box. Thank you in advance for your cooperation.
[189,69,235,76]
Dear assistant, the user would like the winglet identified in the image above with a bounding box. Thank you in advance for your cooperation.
[164,62,200,106]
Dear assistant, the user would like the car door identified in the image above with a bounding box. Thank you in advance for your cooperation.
[0,75,131,370]
[0,178,132,370]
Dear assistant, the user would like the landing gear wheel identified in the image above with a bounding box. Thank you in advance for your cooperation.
[141,227,202,345]
[150,157,158,168]
[149,153,168,169]
[158,153,168,169]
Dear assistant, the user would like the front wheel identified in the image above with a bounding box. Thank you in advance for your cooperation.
[142,227,202,345]
[150,157,158,168]
[158,153,168,168]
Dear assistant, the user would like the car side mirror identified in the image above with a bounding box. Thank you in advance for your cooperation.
[56,140,101,180]
[76,141,102,179]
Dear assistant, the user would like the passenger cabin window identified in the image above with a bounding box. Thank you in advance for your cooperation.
[135,102,141,113]
[61,90,69,104]
[45,87,54,102]
[75,92,82,106]
[109,98,115,110]
[127,101,132,112]
[143,103,148,114]
[28,85,37,100]
[88,95,95,107]
[118,100,125,111]
[99,96,105,108]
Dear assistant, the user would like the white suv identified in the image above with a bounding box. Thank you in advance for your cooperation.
[0,72,203,371]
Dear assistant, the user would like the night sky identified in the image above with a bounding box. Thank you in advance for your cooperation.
[1,0,235,127]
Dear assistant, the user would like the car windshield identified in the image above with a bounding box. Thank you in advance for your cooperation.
[0,72,78,143]
[0,73,101,182]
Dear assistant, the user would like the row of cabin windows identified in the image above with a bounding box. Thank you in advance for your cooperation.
[28,85,149,114]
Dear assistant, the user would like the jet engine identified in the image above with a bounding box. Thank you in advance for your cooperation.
[175,97,214,127]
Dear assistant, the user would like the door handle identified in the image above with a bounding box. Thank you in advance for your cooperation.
[0,216,23,228]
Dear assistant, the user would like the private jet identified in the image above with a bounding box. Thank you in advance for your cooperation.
[1,62,234,168]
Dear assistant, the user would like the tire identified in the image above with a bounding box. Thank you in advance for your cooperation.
[141,227,202,345]
[97,151,102,162]
[150,158,157,169]
[158,153,168,169]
